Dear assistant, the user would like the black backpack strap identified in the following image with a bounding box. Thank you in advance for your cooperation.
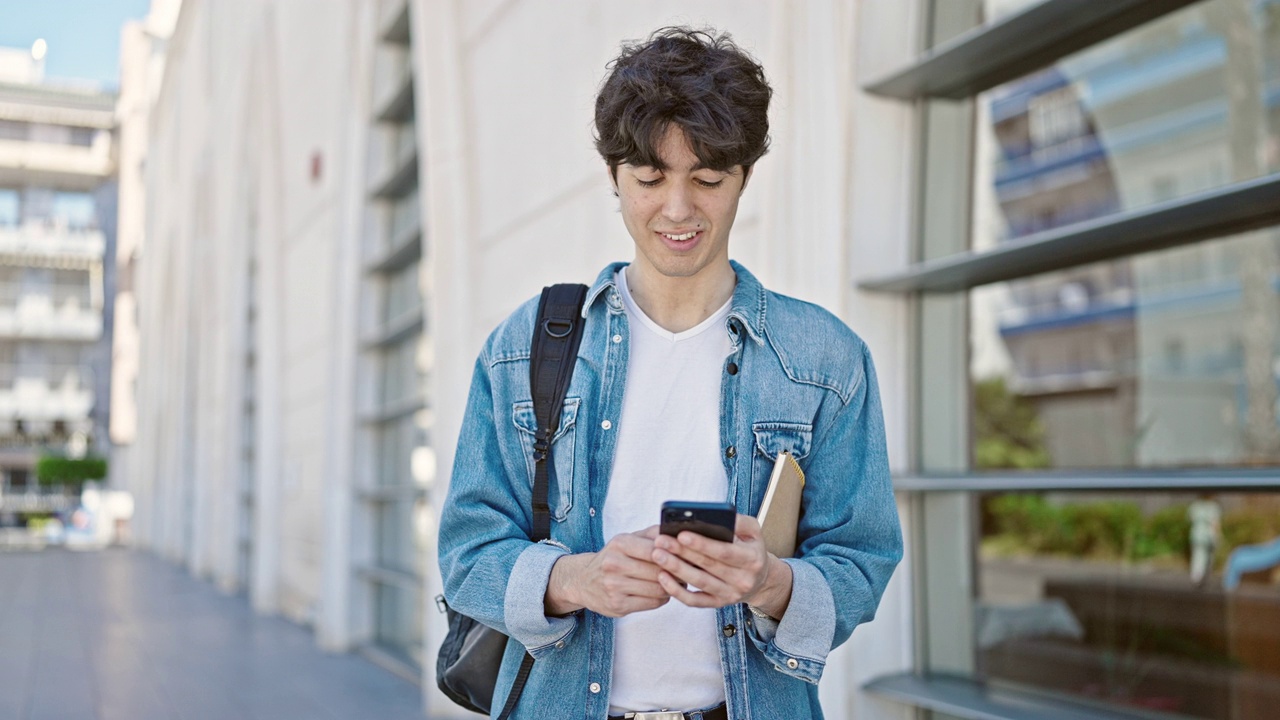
[527,283,588,542]
[495,653,535,720]
[494,283,588,720]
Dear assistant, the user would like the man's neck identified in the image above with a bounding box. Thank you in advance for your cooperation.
[624,261,736,334]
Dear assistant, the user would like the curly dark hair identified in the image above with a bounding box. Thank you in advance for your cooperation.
[594,26,772,178]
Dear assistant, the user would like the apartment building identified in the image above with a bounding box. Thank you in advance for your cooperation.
[0,45,114,503]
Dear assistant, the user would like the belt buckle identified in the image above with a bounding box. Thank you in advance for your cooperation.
[631,713,685,720]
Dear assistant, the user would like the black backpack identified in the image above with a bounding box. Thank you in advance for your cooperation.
[436,283,588,717]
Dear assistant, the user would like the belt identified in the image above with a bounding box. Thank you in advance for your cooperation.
[608,704,728,720]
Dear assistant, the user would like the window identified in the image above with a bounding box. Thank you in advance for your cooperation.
[890,1,1280,718]
[973,230,1280,471]
[0,189,17,227]
[977,490,1280,718]
[0,120,27,142]
[51,192,97,231]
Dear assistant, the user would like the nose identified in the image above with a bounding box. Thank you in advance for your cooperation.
[660,182,695,223]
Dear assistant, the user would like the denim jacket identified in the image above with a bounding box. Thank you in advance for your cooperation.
[438,261,903,720]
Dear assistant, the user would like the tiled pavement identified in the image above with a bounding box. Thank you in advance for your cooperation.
[0,549,425,720]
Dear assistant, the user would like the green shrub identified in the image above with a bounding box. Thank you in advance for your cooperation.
[973,378,1052,470]
[1133,504,1191,560]
[986,494,1280,565]
[1061,501,1142,556]
[35,455,108,486]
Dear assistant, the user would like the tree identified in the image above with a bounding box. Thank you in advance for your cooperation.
[973,377,1052,469]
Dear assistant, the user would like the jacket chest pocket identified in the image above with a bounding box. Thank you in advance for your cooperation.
[750,421,812,514]
[512,398,579,522]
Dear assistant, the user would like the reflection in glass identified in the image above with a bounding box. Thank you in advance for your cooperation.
[974,231,1280,469]
[977,491,1280,719]
[971,0,1280,469]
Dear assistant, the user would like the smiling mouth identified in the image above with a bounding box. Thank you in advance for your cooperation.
[660,230,700,242]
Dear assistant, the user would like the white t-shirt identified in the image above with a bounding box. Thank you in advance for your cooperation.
[603,269,733,714]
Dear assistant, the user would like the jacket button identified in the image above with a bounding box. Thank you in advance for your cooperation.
[726,362,738,375]
[555,640,565,649]
[589,682,601,694]
[725,445,736,458]
[612,334,622,343]
[601,420,612,430]
[722,624,736,637]
[786,658,799,669]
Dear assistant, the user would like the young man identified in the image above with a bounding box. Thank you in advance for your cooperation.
[438,27,902,720]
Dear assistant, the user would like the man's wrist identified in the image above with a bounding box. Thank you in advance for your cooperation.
[545,552,588,617]
[746,555,793,619]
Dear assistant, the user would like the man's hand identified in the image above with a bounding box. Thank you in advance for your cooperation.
[545,526,670,618]
[651,514,793,618]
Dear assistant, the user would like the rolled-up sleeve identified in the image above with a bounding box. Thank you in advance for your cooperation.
[504,541,578,657]
[744,559,835,683]
[746,342,903,683]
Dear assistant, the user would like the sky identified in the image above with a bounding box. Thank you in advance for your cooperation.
[0,0,152,91]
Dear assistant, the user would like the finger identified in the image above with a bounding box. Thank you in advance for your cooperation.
[635,524,661,540]
[735,513,762,540]
[607,578,670,600]
[652,546,733,598]
[611,533,659,562]
[675,530,747,565]
[660,540,736,579]
[614,594,670,616]
[600,551,665,582]
[657,571,722,608]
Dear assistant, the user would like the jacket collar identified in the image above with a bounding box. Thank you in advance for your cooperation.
[584,260,766,346]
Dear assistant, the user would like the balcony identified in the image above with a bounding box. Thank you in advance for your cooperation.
[0,136,114,191]
[0,224,105,265]
[0,291,102,340]
[0,364,94,425]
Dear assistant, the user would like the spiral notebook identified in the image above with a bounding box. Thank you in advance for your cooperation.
[757,451,805,558]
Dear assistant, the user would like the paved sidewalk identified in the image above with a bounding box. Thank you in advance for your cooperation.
[0,549,425,720]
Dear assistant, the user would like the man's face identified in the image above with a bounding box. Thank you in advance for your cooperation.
[611,125,748,282]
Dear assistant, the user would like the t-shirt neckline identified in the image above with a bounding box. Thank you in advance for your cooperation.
[616,269,733,342]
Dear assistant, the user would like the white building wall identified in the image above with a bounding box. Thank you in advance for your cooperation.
[134,0,372,633]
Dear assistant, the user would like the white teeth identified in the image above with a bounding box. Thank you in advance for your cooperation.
[663,231,698,241]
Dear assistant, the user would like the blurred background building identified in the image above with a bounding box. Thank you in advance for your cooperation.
[119,0,1280,718]
[0,42,116,512]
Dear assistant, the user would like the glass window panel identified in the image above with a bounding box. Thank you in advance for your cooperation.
[381,260,420,326]
[378,336,419,407]
[972,228,1280,470]
[373,581,423,669]
[374,412,426,486]
[0,189,17,226]
[375,497,426,576]
[0,120,28,142]
[388,193,420,242]
[976,490,1280,720]
[51,192,96,230]
[972,0,1280,253]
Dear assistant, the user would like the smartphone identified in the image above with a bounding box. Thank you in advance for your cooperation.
[660,501,736,543]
